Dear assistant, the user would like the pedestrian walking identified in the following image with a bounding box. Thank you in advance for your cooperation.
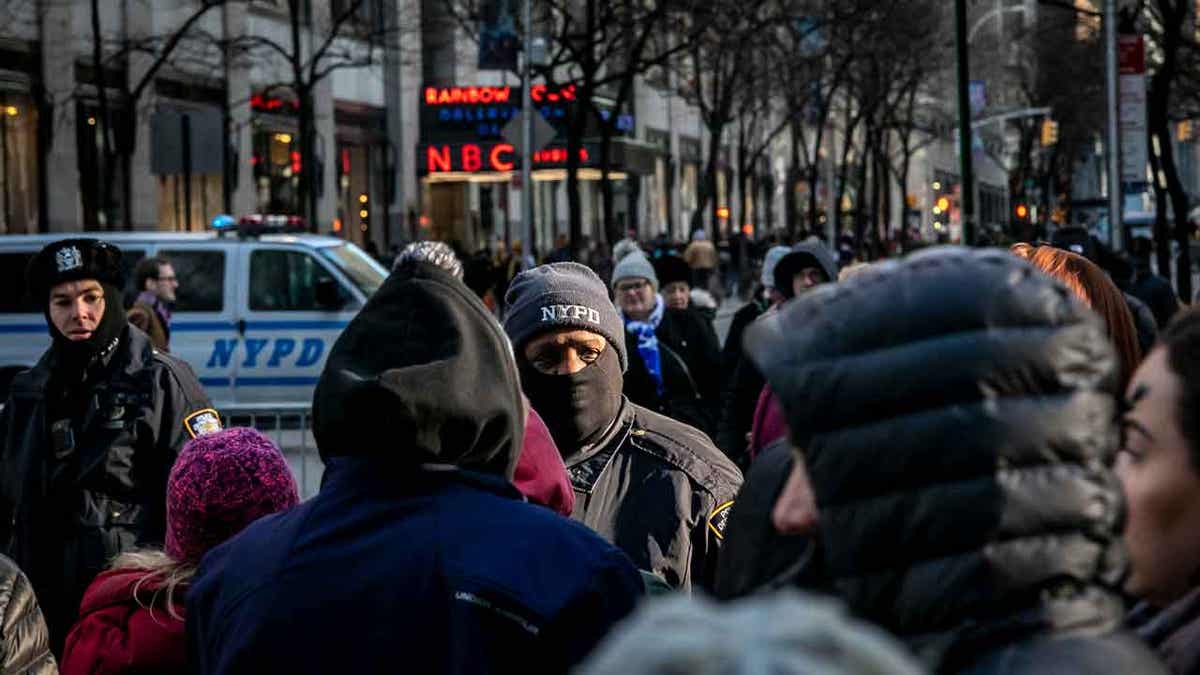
[717,248,1166,673]
[1121,307,1200,674]
[503,262,741,590]
[188,258,642,674]
[682,229,718,293]
[60,427,298,675]
[127,256,177,352]
[0,239,217,655]
[612,253,722,437]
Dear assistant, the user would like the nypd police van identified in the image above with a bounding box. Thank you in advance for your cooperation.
[0,216,387,408]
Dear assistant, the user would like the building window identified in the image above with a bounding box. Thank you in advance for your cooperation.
[0,95,38,234]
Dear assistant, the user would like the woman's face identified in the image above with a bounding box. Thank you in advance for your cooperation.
[615,278,656,320]
[1117,347,1200,606]
[662,281,690,310]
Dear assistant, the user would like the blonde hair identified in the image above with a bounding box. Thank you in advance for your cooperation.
[107,549,196,622]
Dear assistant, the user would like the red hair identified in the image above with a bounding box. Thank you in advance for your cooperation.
[1012,243,1142,387]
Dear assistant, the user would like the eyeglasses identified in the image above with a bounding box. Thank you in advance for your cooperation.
[157,276,178,283]
[615,279,649,293]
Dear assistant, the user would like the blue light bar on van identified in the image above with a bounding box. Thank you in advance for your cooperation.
[211,214,237,230]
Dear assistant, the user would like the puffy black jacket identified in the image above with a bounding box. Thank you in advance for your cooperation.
[566,398,742,591]
[0,325,212,653]
[736,248,1166,674]
[0,554,55,674]
[623,307,722,438]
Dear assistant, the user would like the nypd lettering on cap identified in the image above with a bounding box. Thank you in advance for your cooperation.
[55,246,83,273]
[540,304,601,325]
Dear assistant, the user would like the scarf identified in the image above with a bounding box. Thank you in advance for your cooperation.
[623,294,665,396]
[136,290,172,326]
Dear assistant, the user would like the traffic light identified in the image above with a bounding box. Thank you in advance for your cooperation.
[1041,119,1059,146]
[1015,203,1029,220]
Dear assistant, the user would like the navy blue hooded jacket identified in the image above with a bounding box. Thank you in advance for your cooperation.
[186,262,642,674]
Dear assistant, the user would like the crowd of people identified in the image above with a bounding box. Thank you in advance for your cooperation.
[0,227,1197,673]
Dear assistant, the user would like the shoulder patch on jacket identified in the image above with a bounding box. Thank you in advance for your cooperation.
[184,408,223,438]
[708,500,734,540]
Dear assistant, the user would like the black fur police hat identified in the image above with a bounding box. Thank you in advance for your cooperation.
[26,238,125,300]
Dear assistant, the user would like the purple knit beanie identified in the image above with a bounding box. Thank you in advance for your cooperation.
[165,427,300,563]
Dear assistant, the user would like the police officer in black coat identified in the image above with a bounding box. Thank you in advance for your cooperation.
[0,239,216,654]
[504,263,742,591]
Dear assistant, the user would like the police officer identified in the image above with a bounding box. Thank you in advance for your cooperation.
[0,239,217,654]
[504,263,742,591]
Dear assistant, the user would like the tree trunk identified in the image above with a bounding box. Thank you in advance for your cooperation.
[91,0,117,230]
[694,123,723,237]
[566,103,585,250]
[897,138,913,251]
[736,118,748,234]
[1147,120,1173,277]
[1148,11,1191,299]
[786,118,800,238]
[598,109,617,245]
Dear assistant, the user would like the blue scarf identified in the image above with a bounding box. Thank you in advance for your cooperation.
[624,294,666,396]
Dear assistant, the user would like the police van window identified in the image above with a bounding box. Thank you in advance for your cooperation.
[318,244,385,298]
[250,249,355,311]
[158,249,225,312]
[119,249,146,307]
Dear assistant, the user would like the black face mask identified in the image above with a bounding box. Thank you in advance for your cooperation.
[519,346,623,454]
[46,282,127,375]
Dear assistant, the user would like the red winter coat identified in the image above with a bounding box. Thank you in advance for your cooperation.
[513,405,575,516]
[748,385,789,461]
[60,569,186,675]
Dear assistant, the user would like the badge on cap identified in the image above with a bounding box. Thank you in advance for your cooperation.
[56,246,83,272]
[708,500,734,540]
[184,408,223,439]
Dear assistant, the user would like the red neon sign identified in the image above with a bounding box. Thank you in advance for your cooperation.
[425,143,516,173]
[250,94,299,112]
[422,143,590,172]
[424,86,513,105]
[530,84,577,103]
[532,147,589,164]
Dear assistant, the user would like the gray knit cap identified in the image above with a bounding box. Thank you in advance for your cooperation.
[503,262,628,371]
[611,252,659,291]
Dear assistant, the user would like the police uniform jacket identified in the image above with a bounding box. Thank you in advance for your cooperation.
[566,398,742,591]
[0,325,214,650]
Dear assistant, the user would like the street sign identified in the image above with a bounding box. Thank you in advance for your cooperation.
[502,111,557,156]
[1119,34,1148,186]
